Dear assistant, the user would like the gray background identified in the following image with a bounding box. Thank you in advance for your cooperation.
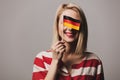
[0,0,120,80]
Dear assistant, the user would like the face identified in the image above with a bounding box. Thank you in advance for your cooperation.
[58,9,81,43]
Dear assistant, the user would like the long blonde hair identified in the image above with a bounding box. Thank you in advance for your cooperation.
[52,3,88,55]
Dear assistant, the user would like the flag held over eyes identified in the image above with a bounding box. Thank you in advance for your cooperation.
[63,15,81,30]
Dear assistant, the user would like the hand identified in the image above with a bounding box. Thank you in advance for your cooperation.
[51,41,66,61]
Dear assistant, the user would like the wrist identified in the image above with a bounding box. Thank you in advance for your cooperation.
[51,59,59,64]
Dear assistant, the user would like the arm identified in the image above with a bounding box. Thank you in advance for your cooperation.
[32,55,47,80]
[95,60,104,80]
[44,59,59,80]
[32,52,60,80]
[32,41,65,80]
[45,41,65,80]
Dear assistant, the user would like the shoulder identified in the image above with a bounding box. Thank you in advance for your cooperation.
[84,52,103,65]
[85,52,101,60]
[33,50,53,73]
[35,50,53,59]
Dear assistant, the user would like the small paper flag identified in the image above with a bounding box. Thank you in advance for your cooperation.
[63,15,80,30]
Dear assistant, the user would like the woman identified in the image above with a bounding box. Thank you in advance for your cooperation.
[32,3,104,80]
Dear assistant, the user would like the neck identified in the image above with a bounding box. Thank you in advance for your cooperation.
[64,41,77,54]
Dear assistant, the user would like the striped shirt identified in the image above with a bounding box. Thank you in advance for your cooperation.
[32,50,104,80]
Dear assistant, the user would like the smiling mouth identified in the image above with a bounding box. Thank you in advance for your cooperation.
[65,32,74,37]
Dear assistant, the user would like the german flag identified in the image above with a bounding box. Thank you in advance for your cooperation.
[63,15,80,30]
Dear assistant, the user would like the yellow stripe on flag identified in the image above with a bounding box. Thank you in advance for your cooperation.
[64,22,80,30]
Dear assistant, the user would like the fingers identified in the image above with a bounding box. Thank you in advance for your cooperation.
[51,41,65,52]
[54,41,65,48]
[55,45,65,53]
[51,41,66,60]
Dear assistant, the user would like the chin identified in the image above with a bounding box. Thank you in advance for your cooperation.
[64,38,76,43]
[63,34,78,43]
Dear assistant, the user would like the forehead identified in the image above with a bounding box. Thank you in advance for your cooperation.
[60,9,80,21]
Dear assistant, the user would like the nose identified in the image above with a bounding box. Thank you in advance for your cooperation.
[64,26,73,31]
[68,27,72,31]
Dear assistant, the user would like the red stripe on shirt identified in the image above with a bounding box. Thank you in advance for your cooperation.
[72,59,101,69]
[72,75,95,80]
[43,56,52,64]
[32,71,47,80]
[58,75,95,80]
[96,73,104,80]
[34,57,45,68]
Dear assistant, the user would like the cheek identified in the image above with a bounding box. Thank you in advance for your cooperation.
[58,22,64,32]
[58,24,62,37]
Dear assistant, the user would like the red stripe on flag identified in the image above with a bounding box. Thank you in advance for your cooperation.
[64,19,80,26]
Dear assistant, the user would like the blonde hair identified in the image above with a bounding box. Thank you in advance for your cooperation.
[52,3,88,55]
